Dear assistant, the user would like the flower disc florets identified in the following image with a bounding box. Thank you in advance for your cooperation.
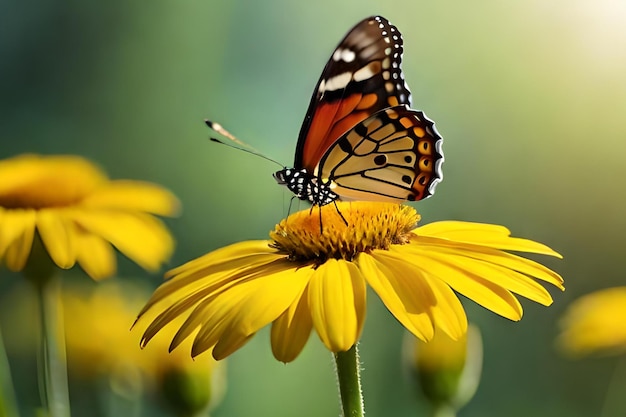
[270,202,420,263]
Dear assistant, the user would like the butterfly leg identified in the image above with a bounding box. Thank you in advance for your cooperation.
[287,195,298,218]
[318,205,324,234]
[333,201,349,227]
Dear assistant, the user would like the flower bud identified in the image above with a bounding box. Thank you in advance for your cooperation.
[404,324,482,413]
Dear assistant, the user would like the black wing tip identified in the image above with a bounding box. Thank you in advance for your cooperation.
[366,15,390,25]
[204,119,214,128]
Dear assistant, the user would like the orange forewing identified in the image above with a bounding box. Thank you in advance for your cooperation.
[300,93,383,173]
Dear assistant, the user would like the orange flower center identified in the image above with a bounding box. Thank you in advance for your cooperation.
[270,201,420,263]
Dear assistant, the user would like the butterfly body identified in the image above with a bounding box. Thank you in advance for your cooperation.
[275,16,443,206]
[273,168,338,206]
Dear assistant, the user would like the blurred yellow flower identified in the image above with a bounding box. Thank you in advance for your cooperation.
[63,281,225,414]
[0,154,179,280]
[138,202,563,363]
[557,287,626,357]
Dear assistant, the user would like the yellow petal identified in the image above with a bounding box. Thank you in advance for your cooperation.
[391,247,523,321]
[308,259,367,352]
[75,232,116,280]
[81,180,180,216]
[425,276,468,340]
[357,253,435,341]
[165,240,276,281]
[138,251,291,326]
[4,219,35,271]
[457,260,553,306]
[0,208,36,258]
[187,300,231,358]
[411,237,563,289]
[191,267,310,359]
[155,242,282,306]
[166,300,215,353]
[36,209,76,269]
[219,267,311,335]
[210,332,254,360]
[271,285,313,363]
[0,154,106,207]
[415,221,562,258]
[166,240,275,279]
[398,244,555,306]
[69,210,173,271]
[416,221,511,238]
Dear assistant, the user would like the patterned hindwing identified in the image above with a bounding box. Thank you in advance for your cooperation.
[295,16,412,173]
[316,105,444,203]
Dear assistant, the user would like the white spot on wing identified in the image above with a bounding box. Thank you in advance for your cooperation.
[333,48,357,63]
[322,72,352,91]
[353,63,378,82]
[341,48,356,62]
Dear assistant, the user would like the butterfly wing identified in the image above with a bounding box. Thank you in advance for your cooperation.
[316,105,443,202]
[295,16,412,173]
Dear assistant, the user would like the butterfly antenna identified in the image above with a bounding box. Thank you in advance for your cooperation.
[205,120,283,168]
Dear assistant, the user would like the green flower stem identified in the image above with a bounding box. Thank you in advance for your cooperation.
[23,234,71,417]
[102,370,143,417]
[600,355,626,417]
[432,404,457,417]
[0,327,20,417]
[35,276,71,417]
[333,344,364,417]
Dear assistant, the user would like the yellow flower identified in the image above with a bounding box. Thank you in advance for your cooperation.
[0,154,179,280]
[63,281,226,414]
[138,202,563,363]
[557,287,626,357]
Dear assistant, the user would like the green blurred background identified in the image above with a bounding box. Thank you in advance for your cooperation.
[2,0,626,416]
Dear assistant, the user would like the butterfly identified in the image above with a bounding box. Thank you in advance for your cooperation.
[272,15,443,207]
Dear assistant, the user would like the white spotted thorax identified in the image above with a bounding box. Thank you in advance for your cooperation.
[273,168,339,207]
